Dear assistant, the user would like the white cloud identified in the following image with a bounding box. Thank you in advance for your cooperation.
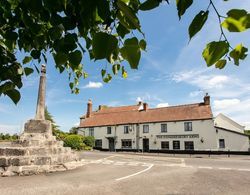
[214,99,240,110]
[136,97,143,102]
[189,90,203,98]
[83,81,103,89]
[156,103,169,108]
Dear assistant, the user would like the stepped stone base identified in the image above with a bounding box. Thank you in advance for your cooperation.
[0,120,80,177]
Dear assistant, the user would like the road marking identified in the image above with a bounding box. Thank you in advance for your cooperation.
[237,169,250,172]
[115,164,154,181]
[198,166,213,169]
[218,168,232,170]
[127,162,140,166]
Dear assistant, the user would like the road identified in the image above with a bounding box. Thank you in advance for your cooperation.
[1,151,250,195]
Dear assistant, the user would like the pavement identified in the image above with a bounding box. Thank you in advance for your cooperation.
[1,151,250,195]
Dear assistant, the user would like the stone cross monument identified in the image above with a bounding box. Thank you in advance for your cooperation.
[35,64,46,120]
[0,64,79,177]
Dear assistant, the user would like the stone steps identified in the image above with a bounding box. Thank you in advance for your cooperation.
[0,145,70,156]
[0,153,78,167]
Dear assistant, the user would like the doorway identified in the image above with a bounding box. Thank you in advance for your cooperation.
[109,138,115,152]
[143,138,149,152]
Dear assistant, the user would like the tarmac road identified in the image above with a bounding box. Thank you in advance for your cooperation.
[1,151,250,195]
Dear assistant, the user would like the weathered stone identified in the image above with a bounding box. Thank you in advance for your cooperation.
[8,157,31,166]
[0,148,5,155]
[34,157,51,165]
[24,120,52,134]
[0,158,7,167]
[5,148,26,156]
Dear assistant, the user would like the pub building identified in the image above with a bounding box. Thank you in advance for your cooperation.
[78,94,249,152]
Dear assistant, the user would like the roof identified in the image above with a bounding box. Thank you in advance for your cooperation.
[215,126,249,137]
[79,102,213,128]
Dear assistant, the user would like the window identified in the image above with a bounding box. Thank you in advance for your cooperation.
[121,139,132,148]
[95,139,102,148]
[143,125,149,133]
[219,139,225,148]
[124,126,129,134]
[161,124,167,132]
[107,126,112,134]
[89,128,94,136]
[173,140,180,150]
[184,122,192,131]
[184,141,194,150]
[161,141,169,149]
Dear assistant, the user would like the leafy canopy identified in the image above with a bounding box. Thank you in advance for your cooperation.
[0,0,249,104]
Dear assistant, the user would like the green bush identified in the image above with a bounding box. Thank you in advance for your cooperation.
[63,134,85,150]
[83,136,95,147]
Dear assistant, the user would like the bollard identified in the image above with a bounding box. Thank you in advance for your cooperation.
[228,149,230,157]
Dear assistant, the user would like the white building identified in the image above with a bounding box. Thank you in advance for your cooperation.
[78,95,249,152]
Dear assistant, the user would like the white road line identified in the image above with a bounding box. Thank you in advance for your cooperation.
[114,161,126,165]
[198,166,213,169]
[218,168,232,170]
[115,164,154,181]
[237,169,250,172]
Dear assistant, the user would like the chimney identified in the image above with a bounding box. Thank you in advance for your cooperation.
[86,99,92,118]
[143,103,148,111]
[203,93,210,105]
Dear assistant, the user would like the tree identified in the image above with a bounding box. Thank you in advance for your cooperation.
[45,107,60,133]
[0,0,249,104]
[69,126,78,135]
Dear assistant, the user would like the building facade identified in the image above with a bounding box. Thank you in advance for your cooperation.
[78,95,249,152]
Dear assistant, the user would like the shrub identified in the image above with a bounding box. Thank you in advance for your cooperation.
[63,134,85,150]
[83,136,95,147]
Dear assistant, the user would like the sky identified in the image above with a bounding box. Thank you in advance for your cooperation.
[1,0,250,134]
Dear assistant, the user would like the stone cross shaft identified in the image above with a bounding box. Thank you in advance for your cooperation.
[35,64,46,120]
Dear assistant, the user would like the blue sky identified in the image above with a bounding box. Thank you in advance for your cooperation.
[1,0,250,134]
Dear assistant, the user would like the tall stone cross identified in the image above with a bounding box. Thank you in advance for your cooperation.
[35,64,46,120]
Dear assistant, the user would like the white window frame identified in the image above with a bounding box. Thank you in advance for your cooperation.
[161,124,167,132]
[184,122,192,131]
[143,124,149,133]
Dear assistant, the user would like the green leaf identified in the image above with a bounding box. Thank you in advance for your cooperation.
[22,56,33,64]
[202,41,229,66]
[122,66,128,78]
[139,39,147,51]
[83,72,88,79]
[31,50,41,59]
[229,44,248,65]
[24,67,34,76]
[101,69,106,77]
[69,82,74,89]
[215,59,227,69]
[189,10,209,40]
[112,64,121,75]
[53,52,68,66]
[69,50,82,67]
[103,74,112,83]
[92,32,118,60]
[117,0,141,30]
[117,23,130,38]
[222,9,250,32]
[120,37,141,69]
[139,0,160,11]
[176,0,193,19]
[5,89,21,104]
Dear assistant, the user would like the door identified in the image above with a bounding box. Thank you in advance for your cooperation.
[109,138,115,152]
[143,138,149,152]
